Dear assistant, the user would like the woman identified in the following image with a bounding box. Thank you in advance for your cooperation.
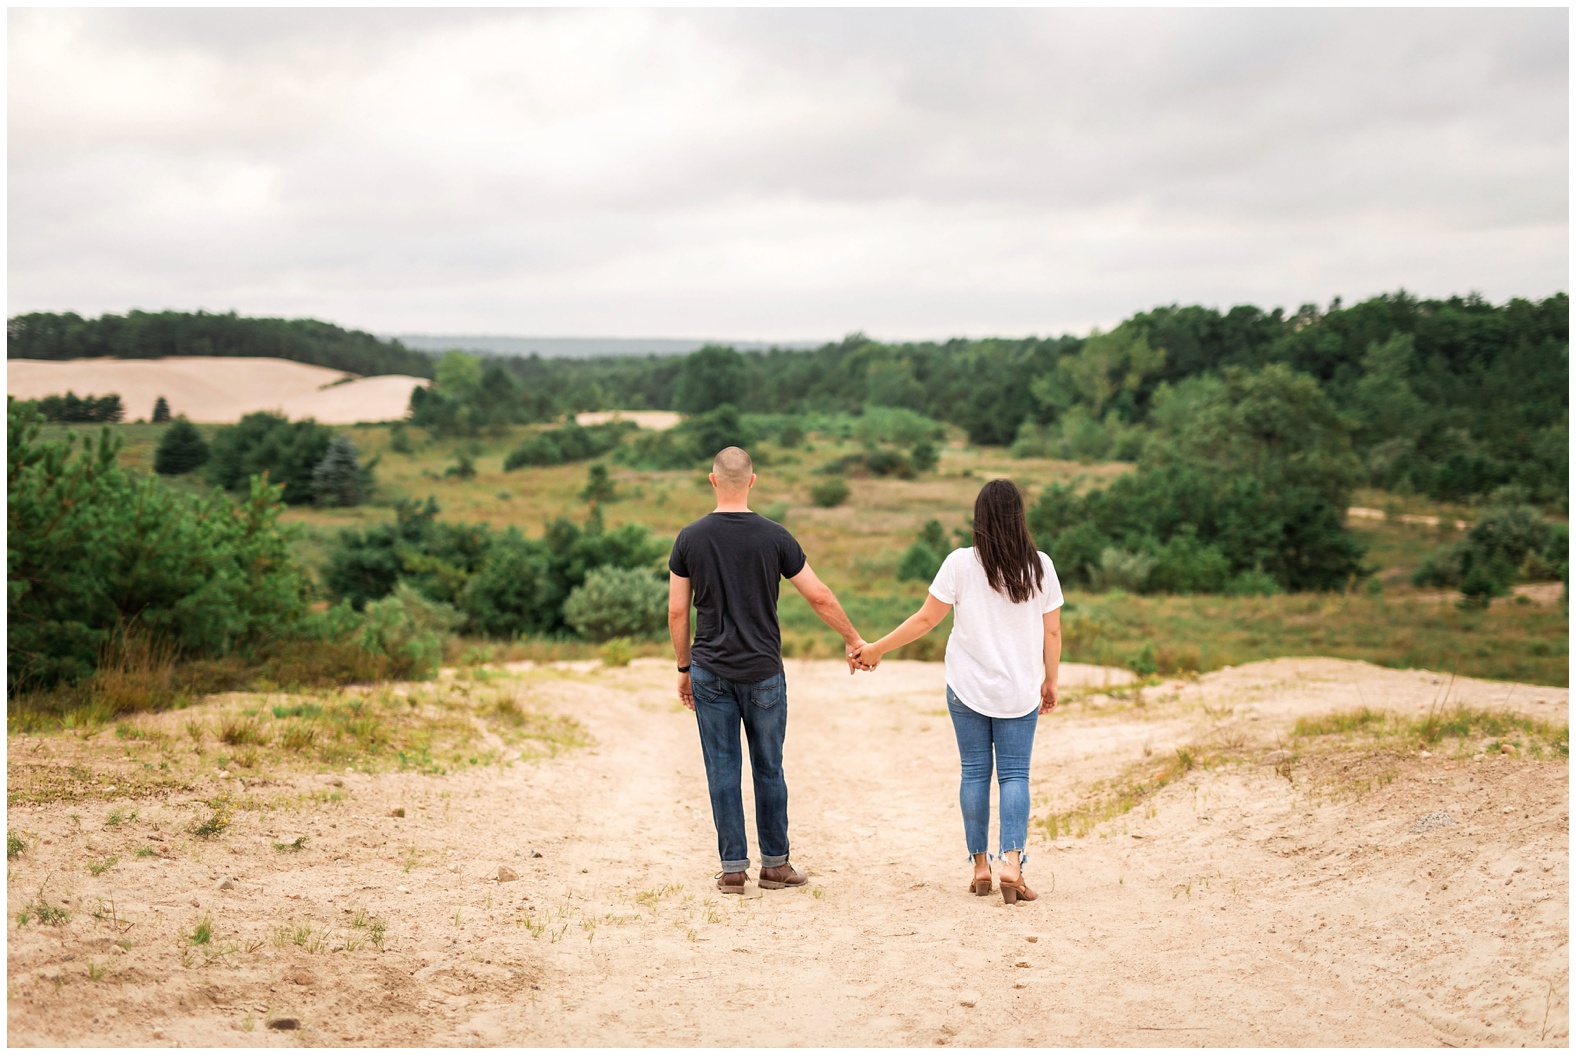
[852,479,1062,905]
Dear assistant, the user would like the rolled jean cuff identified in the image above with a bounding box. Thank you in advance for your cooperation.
[721,859,751,873]
[759,852,789,868]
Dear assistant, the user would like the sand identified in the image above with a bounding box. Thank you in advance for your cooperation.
[6,656,1568,1046]
[7,358,427,425]
[575,410,683,431]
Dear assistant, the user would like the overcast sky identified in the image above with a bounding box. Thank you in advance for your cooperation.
[8,7,1568,342]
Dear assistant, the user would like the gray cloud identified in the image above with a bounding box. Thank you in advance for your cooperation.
[7,8,1567,341]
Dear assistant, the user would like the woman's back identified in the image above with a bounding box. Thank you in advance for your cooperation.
[929,547,1063,718]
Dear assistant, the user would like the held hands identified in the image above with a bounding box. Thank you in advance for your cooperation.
[848,640,883,673]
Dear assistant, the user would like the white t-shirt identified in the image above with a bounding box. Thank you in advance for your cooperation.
[927,548,1064,719]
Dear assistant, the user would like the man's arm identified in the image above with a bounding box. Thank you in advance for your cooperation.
[669,573,694,710]
[787,562,864,674]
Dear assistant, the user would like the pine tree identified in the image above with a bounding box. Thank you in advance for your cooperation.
[152,417,210,475]
[151,396,171,423]
[312,435,364,507]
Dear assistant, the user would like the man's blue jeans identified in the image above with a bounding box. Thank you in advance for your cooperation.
[691,665,790,873]
[947,685,1038,865]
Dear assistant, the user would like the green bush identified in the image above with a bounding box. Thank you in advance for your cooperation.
[7,400,313,691]
[504,421,636,470]
[563,566,668,641]
[322,500,667,640]
[152,417,210,475]
[359,584,464,680]
[910,438,940,473]
[206,411,336,505]
[1089,547,1155,592]
[311,435,369,507]
[1413,493,1563,604]
[810,477,850,508]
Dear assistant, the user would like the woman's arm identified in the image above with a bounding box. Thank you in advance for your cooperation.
[1040,608,1062,713]
[855,593,953,668]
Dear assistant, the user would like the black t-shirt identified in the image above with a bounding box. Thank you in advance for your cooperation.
[668,512,808,683]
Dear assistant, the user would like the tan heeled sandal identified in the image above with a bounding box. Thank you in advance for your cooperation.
[968,875,993,896]
[1000,874,1037,905]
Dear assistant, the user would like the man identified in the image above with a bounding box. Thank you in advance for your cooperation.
[668,446,866,894]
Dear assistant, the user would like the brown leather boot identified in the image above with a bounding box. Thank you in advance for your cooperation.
[716,871,747,894]
[758,862,807,889]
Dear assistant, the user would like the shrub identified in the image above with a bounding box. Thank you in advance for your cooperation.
[580,463,617,505]
[32,391,124,423]
[1089,548,1155,593]
[359,584,464,680]
[151,396,171,424]
[599,637,634,667]
[8,401,314,691]
[504,421,636,470]
[563,566,668,641]
[777,421,806,448]
[851,406,945,447]
[311,435,368,507]
[207,411,336,505]
[898,543,942,582]
[1413,495,1561,604]
[863,448,915,479]
[810,477,850,508]
[910,438,939,473]
[686,404,755,460]
[153,417,210,475]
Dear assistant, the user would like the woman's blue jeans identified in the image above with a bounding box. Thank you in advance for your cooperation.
[691,665,790,873]
[947,685,1037,865]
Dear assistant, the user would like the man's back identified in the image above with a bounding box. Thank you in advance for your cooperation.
[669,512,806,683]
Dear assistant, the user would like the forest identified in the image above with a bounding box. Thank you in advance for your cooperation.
[7,309,434,379]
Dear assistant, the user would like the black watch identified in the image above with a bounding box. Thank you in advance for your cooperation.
[678,665,691,673]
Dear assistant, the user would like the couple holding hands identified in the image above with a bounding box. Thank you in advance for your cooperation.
[668,447,1063,904]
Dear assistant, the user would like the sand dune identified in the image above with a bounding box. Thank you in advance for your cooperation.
[7,357,427,424]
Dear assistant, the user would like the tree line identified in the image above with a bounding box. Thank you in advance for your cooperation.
[7,310,434,378]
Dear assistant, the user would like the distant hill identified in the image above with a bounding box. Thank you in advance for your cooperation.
[8,357,425,425]
[392,334,819,359]
[8,310,435,378]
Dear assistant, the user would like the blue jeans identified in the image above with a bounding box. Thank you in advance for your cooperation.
[691,665,790,873]
[947,686,1037,865]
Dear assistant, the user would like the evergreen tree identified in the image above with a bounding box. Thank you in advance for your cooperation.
[152,417,210,475]
[312,435,365,507]
[151,396,171,423]
[580,463,617,506]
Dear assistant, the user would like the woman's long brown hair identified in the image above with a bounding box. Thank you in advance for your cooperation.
[971,479,1044,603]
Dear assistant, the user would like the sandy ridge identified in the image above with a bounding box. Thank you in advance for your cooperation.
[8,358,426,424]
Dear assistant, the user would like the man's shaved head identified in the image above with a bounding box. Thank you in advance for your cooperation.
[711,446,754,492]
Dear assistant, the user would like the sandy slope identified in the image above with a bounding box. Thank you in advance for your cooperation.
[7,358,426,424]
[6,657,1568,1047]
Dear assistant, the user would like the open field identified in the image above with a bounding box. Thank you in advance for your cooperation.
[6,656,1567,1045]
[80,415,1567,687]
[9,358,426,425]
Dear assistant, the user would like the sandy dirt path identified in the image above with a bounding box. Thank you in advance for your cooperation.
[7,657,1568,1046]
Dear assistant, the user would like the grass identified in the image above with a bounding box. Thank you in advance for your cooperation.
[18,888,70,927]
[88,854,121,876]
[194,800,232,839]
[1294,704,1569,760]
[8,831,25,859]
[273,835,309,853]
[188,914,214,946]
